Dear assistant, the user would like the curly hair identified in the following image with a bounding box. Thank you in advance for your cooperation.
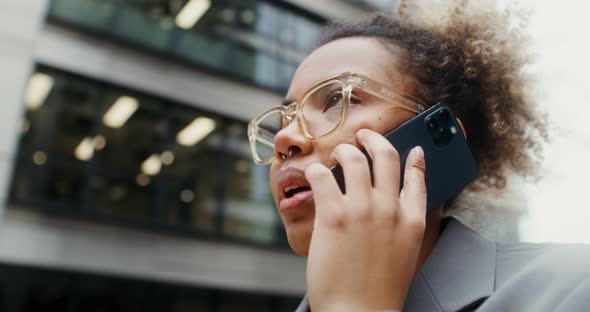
[317,0,547,200]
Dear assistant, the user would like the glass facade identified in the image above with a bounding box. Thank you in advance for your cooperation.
[344,0,397,11]
[47,0,323,91]
[10,66,286,246]
[0,263,301,312]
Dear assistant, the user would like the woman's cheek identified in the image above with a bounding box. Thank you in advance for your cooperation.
[269,161,281,206]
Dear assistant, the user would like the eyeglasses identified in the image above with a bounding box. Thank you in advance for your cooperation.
[248,72,427,165]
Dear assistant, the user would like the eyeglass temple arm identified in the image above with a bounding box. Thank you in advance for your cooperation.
[360,79,427,113]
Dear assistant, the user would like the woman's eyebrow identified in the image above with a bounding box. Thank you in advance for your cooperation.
[282,98,294,106]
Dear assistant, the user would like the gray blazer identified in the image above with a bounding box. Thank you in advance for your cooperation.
[295,218,590,311]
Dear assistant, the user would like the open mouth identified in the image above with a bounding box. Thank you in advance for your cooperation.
[284,185,312,198]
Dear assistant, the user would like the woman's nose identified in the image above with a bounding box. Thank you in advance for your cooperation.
[274,118,312,161]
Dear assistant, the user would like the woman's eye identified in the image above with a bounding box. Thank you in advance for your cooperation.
[322,91,343,112]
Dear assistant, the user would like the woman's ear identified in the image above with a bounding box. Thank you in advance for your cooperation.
[456,117,467,140]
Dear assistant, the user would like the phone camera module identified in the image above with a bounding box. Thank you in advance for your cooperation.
[425,106,455,149]
[439,128,453,142]
[427,118,438,129]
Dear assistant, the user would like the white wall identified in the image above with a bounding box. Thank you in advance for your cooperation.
[517,0,590,244]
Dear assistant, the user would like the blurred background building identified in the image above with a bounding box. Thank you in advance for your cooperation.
[0,0,388,311]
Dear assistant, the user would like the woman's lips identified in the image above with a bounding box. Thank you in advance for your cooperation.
[279,188,313,212]
[277,167,314,213]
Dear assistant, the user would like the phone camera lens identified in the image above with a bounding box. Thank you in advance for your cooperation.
[439,128,452,142]
[427,118,438,129]
[439,109,451,122]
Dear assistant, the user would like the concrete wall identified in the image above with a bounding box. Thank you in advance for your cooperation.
[0,0,48,215]
[0,208,306,295]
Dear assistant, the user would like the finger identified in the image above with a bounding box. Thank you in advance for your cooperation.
[400,146,427,219]
[331,144,372,200]
[305,163,342,220]
[356,129,401,197]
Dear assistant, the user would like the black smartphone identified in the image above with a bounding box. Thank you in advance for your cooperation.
[330,103,478,213]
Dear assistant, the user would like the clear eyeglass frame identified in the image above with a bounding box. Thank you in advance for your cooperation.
[248,72,427,165]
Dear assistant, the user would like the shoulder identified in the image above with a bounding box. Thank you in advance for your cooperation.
[497,241,590,280]
[490,242,590,311]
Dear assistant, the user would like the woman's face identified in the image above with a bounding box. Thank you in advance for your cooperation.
[270,37,418,255]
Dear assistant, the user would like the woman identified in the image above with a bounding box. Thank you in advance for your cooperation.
[248,1,590,311]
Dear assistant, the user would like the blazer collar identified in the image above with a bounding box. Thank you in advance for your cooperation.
[404,217,497,312]
[294,218,496,312]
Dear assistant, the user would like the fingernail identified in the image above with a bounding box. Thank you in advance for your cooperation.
[411,146,424,161]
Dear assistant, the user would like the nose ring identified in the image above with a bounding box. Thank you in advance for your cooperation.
[279,147,294,161]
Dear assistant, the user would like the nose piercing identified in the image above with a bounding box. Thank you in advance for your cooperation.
[279,147,294,161]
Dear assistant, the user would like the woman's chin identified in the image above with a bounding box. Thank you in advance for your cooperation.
[285,217,314,256]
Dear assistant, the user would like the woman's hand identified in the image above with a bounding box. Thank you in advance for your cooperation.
[304,129,427,312]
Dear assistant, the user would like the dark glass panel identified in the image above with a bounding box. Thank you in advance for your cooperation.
[219,290,272,312]
[175,31,230,71]
[11,160,87,209]
[48,0,322,91]
[156,286,211,312]
[279,297,304,312]
[12,70,100,209]
[0,265,71,312]
[91,93,164,221]
[0,264,301,312]
[50,0,115,30]
[113,1,175,50]
[157,107,225,232]
[76,275,145,312]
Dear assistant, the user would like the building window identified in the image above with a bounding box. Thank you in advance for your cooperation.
[0,263,301,312]
[10,66,285,247]
[47,0,323,92]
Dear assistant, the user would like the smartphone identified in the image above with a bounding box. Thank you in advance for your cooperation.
[330,103,478,213]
